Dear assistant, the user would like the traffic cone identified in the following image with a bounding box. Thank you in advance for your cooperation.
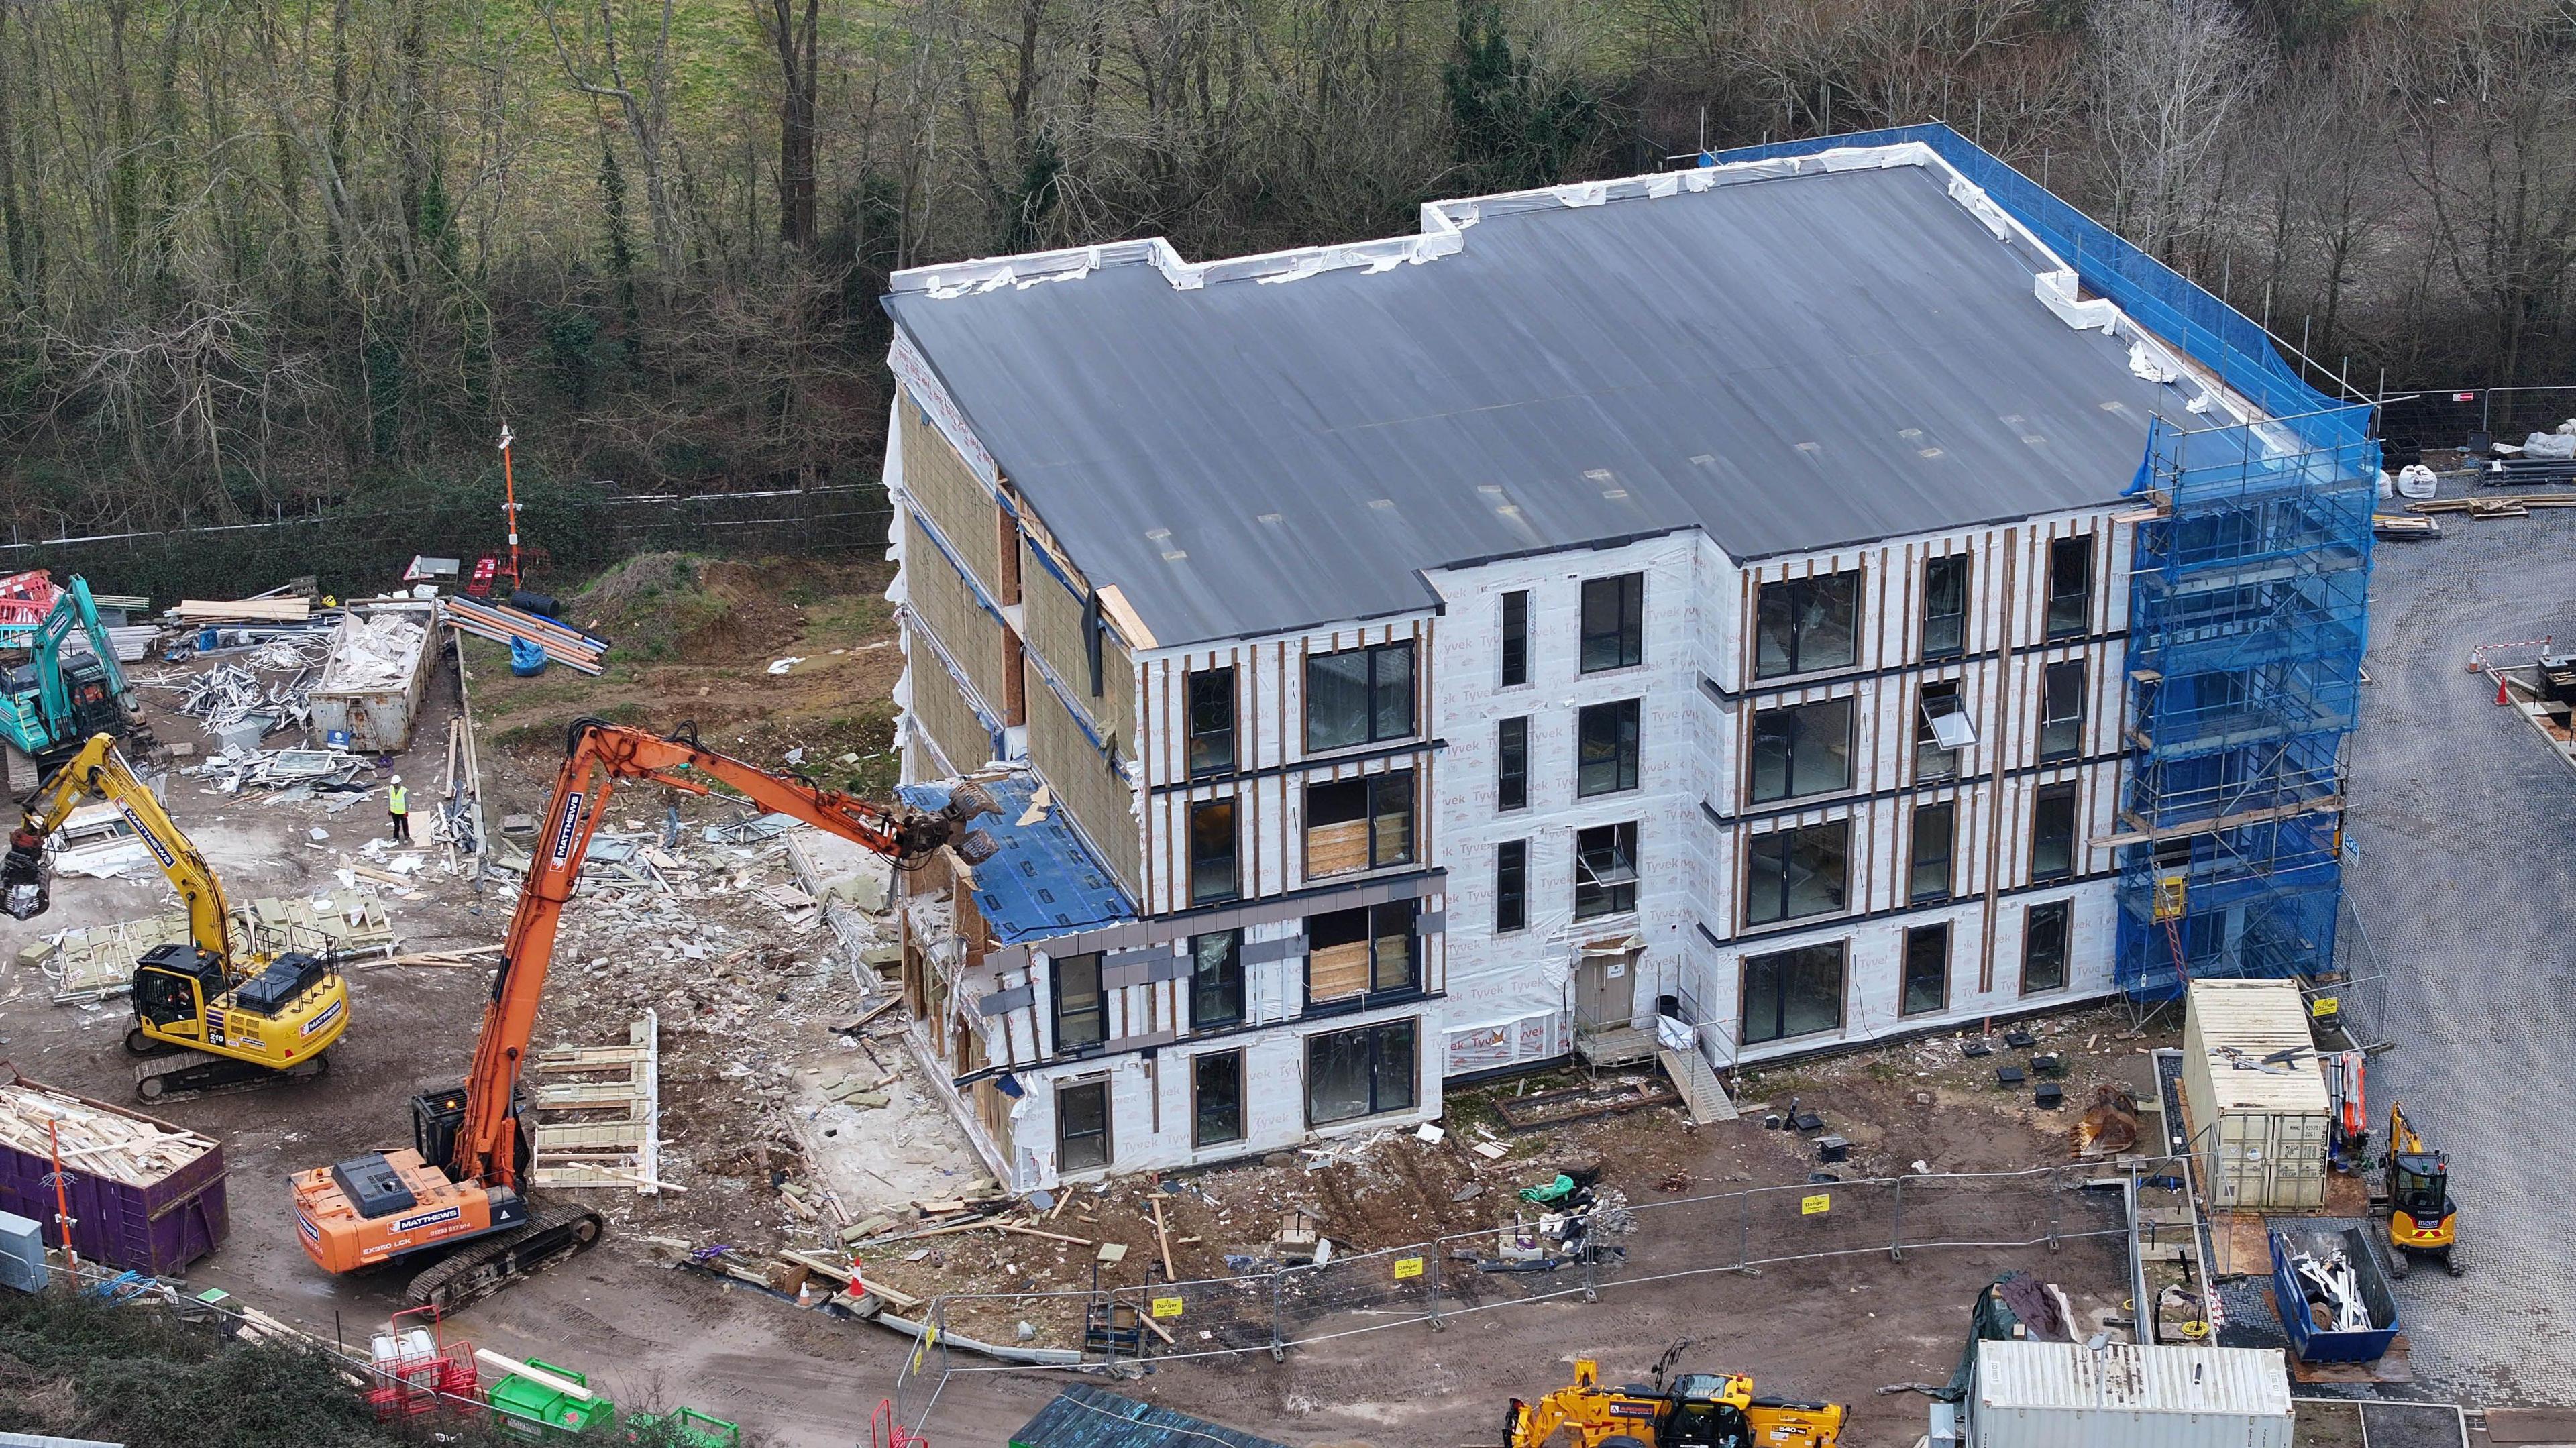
[2497,671,2514,705]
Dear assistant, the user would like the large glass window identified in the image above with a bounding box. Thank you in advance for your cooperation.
[1574,822,1639,920]
[2047,535,2094,639]
[1921,554,1968,659]
[2023,901,2071,994]
[2041,661,2086,761]
[1497,716,1529,811]
[1917,681,1970,781]
[1501,591,1529,687]
[1910,801,1955,903]
[1305,901,1418,1004]
[1193,1052,1244,1148]
[2031,783,2077,881]
[1754,573,1860,679]
[1187,668,1235,776]
[1746,820,1850,926]
[1580,574,1644,673]
[1057,1078,1111,1172]
[1902,924,1949,1016]
[1052,953,1105,1052]
[1577,700,1642,797]
[1189,799,1238,903]
[1496,840,1528,933]
[1741,942,1845,1046]
[1304,641,1415,752]
[1306,1019,1417,1125]
[1750,697,1853,803]
[1190,930,1243,1029]
[1304,771,1413,877]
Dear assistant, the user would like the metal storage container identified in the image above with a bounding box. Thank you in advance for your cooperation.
[0,1071,228,1276]
[0,1209,43,1291]
[308,601,438,752]
[1966,1339,2294,1448]
[2181,979,2330,1209]
[2269,1223,2400,1362]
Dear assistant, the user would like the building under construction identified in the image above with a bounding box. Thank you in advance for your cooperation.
[874,125,2376,1187]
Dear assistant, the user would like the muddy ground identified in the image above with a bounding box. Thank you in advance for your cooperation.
[0,559,2175,1447]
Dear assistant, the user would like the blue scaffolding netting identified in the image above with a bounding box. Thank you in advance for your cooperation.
[1705,125,2378,1001]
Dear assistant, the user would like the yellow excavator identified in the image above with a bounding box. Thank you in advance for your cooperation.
[3,732,352,1099]
[1506,1355,1846,1448]
[2381,1103,2462,1278]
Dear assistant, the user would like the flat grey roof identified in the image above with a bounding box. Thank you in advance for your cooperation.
[888,158,2203,647]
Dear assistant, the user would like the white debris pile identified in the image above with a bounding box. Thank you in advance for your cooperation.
[319,612,428,692]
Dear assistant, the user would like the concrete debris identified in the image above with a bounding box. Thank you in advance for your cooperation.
[154,658,319,743]
[35,891,398,1003]
[708,813,803,845]
[529,1012,664,1194]
[188,746,370,794]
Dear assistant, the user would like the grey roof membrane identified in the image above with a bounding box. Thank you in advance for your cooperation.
[888,162,2196,647]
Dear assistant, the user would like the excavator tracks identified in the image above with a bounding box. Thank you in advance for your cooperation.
[133,1048,329,1102]
[404,1199,604,1314]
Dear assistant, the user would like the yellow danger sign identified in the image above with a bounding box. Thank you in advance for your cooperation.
[1393,1256,1425,1280]
[1801,1194,1832,1216]
[2309,995,2339,1018]
[1150,1296,1185,1319]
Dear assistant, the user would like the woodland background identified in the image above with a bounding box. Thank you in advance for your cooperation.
[1,0,2570,554]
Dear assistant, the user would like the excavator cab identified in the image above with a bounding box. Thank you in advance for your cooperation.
[1660,1376,1756,1447]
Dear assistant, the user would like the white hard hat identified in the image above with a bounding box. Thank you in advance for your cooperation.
[391,774,403,784]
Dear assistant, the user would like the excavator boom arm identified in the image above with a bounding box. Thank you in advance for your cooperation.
[451,720,988,1190]
[5,733,231,953]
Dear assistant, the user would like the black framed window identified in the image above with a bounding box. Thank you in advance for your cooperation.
[1497,716,1529,810]
[1189,798,1239,903]
[1574,822,1639,920]
[1746,820,1850,926]
[1910,801,1955,903]
[1304,771,1413,877]
[1921,555,1968,659]
[1193,1052,1244,1148]
[2022,900,2070,994]
[1496,840,1528,932]
[1750,697,1853,803]
[2046,535,2094,639]
[1187,668,1235,776]
[1052,952,1105,1052]
[2031,783,2077,881]
[1057,1078,1111,1172]
[1742,942,1845,1046]
[2040,661,2086,761]
[1917,681,1968,781]
[1579,574,1644,672]
[1902,924,1949,1016]
[1501,590,1529,687]
[1305,901,1417,1004]
[1754,573,1860,679]
[1190,930,1243,1029]
[1306,1019,1417,1125]
[1577,699,1642,797]
[1304,641,1415,752]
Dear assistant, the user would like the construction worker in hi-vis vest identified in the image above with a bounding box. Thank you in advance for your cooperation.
[388,775,411,842]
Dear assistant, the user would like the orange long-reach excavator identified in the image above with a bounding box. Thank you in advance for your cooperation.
[290,718,998,1311]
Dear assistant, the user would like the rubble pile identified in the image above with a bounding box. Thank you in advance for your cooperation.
[317,612,428,693]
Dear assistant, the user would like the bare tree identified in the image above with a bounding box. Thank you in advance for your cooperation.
[2089,0,2260,262]
[757,0,822,249]
[539,0,685,274]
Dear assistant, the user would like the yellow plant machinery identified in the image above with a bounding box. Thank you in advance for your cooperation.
[1505,1356,1846,1448]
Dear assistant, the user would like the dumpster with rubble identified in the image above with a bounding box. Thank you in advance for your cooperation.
[0,1067,227,1275]
[309,601,437,752]
[2270,1223,2400,1363]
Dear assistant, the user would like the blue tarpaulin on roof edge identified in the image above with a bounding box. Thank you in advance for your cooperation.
[898,774,1132,944]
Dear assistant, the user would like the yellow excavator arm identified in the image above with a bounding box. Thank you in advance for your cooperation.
[5,732,231,954]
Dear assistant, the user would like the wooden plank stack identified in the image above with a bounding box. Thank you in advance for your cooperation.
[0,1080,217,1188]
[443,596,610,675]
[170,597,313,624]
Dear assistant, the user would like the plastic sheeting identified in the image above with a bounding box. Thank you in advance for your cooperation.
[319,612,427,692]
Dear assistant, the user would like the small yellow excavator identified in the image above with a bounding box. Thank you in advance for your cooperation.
[2381,1103,2461,1278]
[1506,1355,1846,1448]
[3,732,351,1099]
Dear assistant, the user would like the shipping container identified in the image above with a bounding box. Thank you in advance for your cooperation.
[1962,1339,2294,1448]
[0,1070,227,1276]
[2180,979,2330,1209]
[309,602,439,753]
[2270,1224,2400,1363]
